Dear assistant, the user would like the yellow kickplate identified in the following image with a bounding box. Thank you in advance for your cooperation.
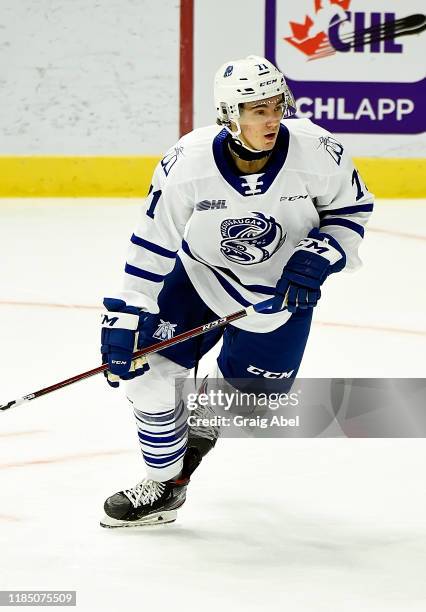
[0,156,424,198]
[0,156,161,197]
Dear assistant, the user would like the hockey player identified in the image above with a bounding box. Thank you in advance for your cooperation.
[100,55,373,527]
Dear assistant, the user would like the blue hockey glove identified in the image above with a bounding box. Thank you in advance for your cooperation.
[101,298,150,388]
[272,228,346,313]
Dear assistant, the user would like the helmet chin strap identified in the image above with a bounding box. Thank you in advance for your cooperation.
[228,137,273,161]
[225,120,274,161]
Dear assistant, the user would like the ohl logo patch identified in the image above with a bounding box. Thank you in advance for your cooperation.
[220,212,286,265]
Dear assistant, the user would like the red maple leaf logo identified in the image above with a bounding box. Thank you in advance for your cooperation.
[284,0,352,58]
[315,0,351,11]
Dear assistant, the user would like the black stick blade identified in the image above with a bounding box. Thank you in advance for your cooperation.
[0,395,32,412]
[0,400,16,411]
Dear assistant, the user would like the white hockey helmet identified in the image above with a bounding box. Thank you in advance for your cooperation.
[214,55,296,137]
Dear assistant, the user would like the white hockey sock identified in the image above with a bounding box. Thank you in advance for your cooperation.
[134,401,188,481]
[125,354,190,481]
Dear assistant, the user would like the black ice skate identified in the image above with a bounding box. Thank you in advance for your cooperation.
[100,477,188,528]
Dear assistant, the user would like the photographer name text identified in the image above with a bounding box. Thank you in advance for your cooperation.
[187,415,300,429]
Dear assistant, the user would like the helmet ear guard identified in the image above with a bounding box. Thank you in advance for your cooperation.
[217,101,232,125]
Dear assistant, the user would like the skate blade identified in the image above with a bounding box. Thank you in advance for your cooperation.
[100,509,177,529]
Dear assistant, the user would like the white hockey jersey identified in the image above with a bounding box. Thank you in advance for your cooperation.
[117,119,373,332]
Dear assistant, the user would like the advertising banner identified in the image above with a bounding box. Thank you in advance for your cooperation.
[265,0,425,134]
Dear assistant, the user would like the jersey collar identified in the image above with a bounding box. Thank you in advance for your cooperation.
[212,124,290,197]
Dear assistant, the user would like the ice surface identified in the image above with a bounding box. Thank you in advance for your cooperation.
[1,199,425,611]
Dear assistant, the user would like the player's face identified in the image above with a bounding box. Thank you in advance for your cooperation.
[238,95,285,151]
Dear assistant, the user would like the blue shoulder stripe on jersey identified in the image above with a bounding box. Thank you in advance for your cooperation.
[320,217,365,238]
[319,203,374,219]
[212,124,290,197]
[130,234,177,258]
[124,263,165,283]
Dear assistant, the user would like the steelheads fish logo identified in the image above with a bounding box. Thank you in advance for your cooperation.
[220,212,286,265]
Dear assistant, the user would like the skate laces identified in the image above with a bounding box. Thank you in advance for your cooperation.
[124,479,166,508]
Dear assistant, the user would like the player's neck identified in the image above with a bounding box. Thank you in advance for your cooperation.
[227,145,270,174]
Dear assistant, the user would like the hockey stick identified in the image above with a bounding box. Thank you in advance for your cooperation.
[0,297,275,412]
